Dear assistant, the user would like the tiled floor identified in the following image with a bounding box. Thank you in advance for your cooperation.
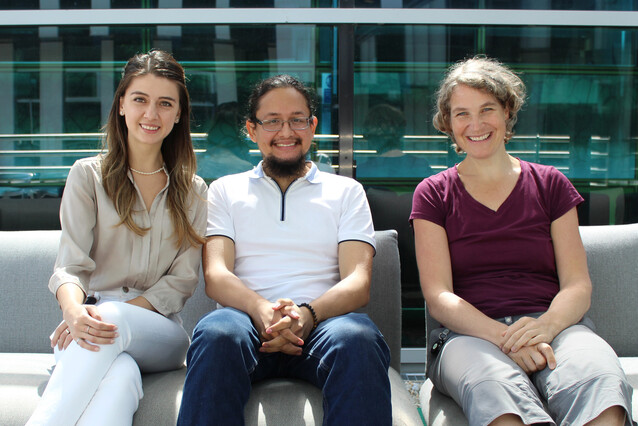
[402,373,426,406]
[402,373,427,424]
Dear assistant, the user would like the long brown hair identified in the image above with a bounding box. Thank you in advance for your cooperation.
[101,49,204,247]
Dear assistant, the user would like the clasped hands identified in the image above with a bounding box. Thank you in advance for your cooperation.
[499,316,558,374]
[253,298,314,356]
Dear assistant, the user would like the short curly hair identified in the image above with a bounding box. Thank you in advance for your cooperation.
[433,56,526,154]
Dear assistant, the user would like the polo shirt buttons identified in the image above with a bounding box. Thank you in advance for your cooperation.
[122,286,129,293]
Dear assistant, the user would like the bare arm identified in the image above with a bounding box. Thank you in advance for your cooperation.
[310,240,374,321]
[502,207,591,352]
[413,219,509,346]
[203,235,266,311]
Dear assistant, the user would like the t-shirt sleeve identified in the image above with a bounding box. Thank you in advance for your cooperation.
[338,182,376,250]
[206,178,235,240]
[546,167,584,222]
[410,175,447,228]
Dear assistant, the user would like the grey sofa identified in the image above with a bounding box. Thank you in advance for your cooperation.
[0,229,422,425]
[420,223,638,425]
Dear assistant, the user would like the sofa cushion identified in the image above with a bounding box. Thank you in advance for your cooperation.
[0,231,62,353]
[419,379,468,426]
[0,353,53,426]
[578,224,638,357]
[135,366,420,425]
[1,353,420,426]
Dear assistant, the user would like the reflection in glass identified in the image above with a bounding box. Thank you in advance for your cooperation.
[196,101,256,180]
[354,24,637,182]
[0,23,336,186]
[356,103,433,178]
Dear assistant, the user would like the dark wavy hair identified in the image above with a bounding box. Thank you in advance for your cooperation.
[101,49,204,247]
[245,74,317,124]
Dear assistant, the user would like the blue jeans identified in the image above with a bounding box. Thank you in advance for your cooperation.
[177,307,392,426]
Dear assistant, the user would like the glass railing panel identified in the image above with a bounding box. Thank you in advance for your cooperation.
[0,24,337,188]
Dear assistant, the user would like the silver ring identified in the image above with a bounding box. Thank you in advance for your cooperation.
[86,325,90,334]
[65,329,70,334]
[75,338,81,344]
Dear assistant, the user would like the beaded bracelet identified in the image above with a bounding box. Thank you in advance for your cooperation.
[299,303,318,330]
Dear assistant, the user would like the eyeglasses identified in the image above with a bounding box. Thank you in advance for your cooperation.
[255,117,313,132]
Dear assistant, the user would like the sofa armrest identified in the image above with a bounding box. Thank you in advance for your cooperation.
[361,229,401,371]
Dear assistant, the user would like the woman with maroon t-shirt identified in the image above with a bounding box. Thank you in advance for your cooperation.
[411,57,633,426]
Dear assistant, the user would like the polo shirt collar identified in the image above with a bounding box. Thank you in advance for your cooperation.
[250,160,322,184]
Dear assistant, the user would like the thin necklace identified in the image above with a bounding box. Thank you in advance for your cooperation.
[130,165,165,175]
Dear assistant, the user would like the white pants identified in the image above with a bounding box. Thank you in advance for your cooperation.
[27,291,190,426]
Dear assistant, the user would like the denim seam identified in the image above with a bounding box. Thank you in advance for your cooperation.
[303,348,332,374]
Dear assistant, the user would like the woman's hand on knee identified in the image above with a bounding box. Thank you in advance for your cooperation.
[507,343,556,374]
[62,303,118,352]
[535,343,556,370]
[51,320,75,350]
[81,305,119,346]
[501,316,557,354]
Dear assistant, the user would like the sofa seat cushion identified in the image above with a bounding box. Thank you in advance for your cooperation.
[137,367,422,425]
[420,356,638,426]
[1,352,421,426]
[0,353,53,426]
[243,368,422,425]
[419,379,468,426]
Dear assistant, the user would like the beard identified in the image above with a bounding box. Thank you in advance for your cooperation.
[262,151,308,179]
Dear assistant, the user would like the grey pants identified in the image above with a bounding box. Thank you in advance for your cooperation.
[429,314,634,426]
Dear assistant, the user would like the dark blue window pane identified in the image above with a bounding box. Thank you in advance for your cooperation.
[358,0,638,10]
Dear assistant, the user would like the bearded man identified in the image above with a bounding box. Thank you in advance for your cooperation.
[177,74,392,426]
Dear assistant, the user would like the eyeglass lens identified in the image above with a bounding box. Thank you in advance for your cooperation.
[260,118,310,131]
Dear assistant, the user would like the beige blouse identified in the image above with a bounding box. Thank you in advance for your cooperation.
[48,156,208,316]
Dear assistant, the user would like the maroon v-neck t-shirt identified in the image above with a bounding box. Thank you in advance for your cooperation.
[410,160,584,319]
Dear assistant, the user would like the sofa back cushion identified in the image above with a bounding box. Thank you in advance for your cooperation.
[1,229,402,371]
[579,223,638,357]
[0,231,62,353]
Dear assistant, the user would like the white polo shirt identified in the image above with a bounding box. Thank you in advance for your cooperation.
[206,161,376,304]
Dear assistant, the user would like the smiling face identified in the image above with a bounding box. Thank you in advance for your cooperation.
[119,74,181,151]
[449,84,509,159]
[246,87,317,176]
